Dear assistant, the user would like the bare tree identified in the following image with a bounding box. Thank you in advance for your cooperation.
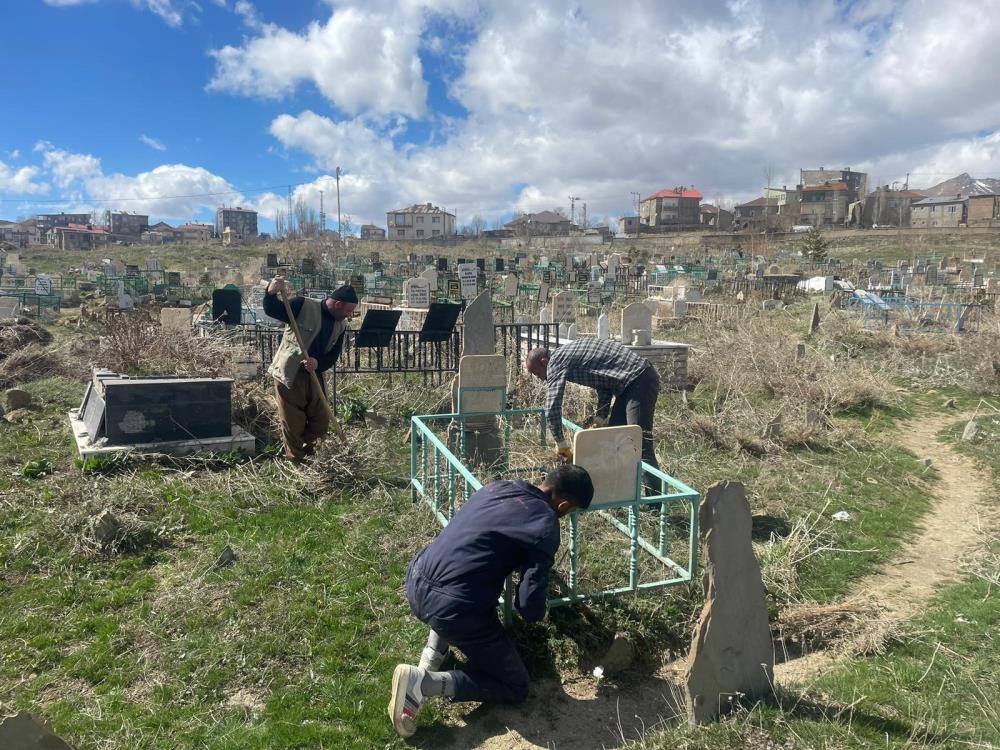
[470,214,486,236]
[340,214,356,237]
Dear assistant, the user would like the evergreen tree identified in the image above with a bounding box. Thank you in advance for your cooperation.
[800,227,828,263]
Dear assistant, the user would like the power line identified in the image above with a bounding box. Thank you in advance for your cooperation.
[0,175,341,204]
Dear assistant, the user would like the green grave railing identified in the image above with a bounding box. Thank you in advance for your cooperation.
[409,410,699,620]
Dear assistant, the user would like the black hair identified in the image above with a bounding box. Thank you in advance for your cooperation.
[544,464,594,510]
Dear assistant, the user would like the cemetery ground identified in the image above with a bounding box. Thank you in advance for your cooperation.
[1,289,999,748]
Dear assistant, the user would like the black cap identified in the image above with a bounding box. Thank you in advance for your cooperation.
[329,285,358,303]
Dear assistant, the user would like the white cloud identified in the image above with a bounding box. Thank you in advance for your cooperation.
[249,0,1000,226]
[207,4,431,117]
[0,161,49,195]
[139,134,167,151]
[43,0,186,25]
[8,150,20,160]
[30,142,244,220]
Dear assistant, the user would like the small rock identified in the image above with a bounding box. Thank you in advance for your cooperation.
[601,632,635,674]
[762,299,779,311]
[918,458,933,468]
[961,420,978,442]
[5,388,32,410]
[86,510,123,550]
[215,545,238,569]
[832,510,852,522]
[0,711,75,750]
[365,412,389,428]
[5,408,34,424]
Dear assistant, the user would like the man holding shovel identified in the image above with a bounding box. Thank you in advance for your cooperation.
[264,277,357,460]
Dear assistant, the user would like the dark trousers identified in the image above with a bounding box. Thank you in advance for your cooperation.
[405,557,529,705]
[274,369,330,460]
[609,364,661,472]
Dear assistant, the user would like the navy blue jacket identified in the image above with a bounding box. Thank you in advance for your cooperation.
[413,480,560,622]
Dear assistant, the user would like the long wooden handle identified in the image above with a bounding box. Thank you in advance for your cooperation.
[275,276,344,438]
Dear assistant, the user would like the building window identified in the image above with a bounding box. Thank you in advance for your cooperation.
[948,205,957,214]
[397,229,405,237]
[416,229,424,237]
[930,206,936,212]
[416,216,424,223]
[395,214,407,225]
[432,216,441,223]
[432,229,440,236]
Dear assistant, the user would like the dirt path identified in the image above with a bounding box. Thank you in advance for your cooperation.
[776,410,993,684]
[434,412,993,748]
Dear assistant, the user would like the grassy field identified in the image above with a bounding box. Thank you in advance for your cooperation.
[1,255,998,747]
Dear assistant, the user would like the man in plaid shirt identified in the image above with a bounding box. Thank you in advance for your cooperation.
[525,338,661,472]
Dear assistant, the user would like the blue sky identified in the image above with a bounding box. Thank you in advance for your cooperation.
[3,0,1000,231]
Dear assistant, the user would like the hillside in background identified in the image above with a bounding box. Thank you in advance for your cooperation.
[920,172,1000,197]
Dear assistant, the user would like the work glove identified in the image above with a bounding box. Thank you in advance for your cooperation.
[555,441,573,463]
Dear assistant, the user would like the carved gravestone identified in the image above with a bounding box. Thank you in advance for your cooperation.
[685,481,773,725]
[573,425,642,508]
[0,711,75,750]
[420,267,439,292]
[809,303,821,334]
[597,312,609,339]
[551,290,576,324]
[403,277,430,309]
[461,291,495,356]
[451,354,505,469]
[621,302,652,344]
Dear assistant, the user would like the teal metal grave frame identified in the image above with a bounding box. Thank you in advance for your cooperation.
[410,407,700,620]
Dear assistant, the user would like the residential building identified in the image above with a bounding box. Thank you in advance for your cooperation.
[798,167,868,226]
[734,197,770,227]
[177,223,213,242]
[0,220,38,248]
[142,222,181,244]
[617,216,640,235]
[386,203,456,239]
[106,211,149,238]
[863,187,926,227]
[360,224,386,240]
[216,206,258,240]
[967,194,1000,226]
[911,195,966,228]
[639,187,702,228]
[36,213,91,237]
[799,182,851,226]
[504,210,573,236]
[699,204,734,230]
[49,223,110,251]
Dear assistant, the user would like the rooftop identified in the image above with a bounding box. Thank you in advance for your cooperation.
[913,195,967,206]
[644,187,703,200]
[505,210,570,226]
[389,202,454,215]
[735,197,767,207]
[56,224,108,235]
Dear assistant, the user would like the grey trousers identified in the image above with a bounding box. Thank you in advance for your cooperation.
[609,365,660,472]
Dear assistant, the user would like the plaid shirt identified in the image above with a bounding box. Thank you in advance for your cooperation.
[544,338,650,444]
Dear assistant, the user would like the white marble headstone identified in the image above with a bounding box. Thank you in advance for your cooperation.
[598,312,609,339]
[457,354,506,413]
[621,302,652,341]
[573,425,642,507]
[551,290,576,323]
[403,277,431,309]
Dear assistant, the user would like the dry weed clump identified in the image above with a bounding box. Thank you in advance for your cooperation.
[679,316,895,452]
[294,428,399,500]
[774,598,890,658]
[0,320,91,387]
[98,315,238,378]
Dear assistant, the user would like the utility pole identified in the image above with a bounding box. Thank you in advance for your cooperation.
[335,166,342,239]
[630,191,641,238]
[568,195,580,225]
[287,185,293,238]
[581,202,587,230]
[319,190,326,235]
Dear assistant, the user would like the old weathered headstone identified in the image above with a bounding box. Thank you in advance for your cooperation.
[566,323,577,340]
[503,274,519,298]
[5,388,32,410]
[597,312,609,339]
[551,290,576,324]
[461,291,495,356]
[809,303,821,334]
[621,302,652,343]
[539,307,552,324]
[0,711,75,750]
[685,481,773,725]
[419,267,439,292]
[403,277,430,309]
[961,420,979,442]
[572,425,642,507]
[537,282,550,304]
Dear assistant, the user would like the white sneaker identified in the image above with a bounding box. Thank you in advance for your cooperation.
[418,646,450,672]
[388,664,427,738]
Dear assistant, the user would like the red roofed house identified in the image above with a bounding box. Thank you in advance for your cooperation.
[640,187,702,229]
